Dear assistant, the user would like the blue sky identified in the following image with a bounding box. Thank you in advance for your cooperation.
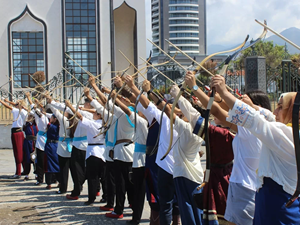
[145,0,300,51]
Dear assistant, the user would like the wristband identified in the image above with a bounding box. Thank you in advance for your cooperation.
[216,98,223,103]
[156,98,162,106]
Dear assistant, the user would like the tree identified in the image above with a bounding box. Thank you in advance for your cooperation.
[233,40,286,69]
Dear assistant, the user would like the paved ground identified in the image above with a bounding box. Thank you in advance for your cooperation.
[0,148,206,225]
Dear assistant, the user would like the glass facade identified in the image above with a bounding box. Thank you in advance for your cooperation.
[65,0,97,84]
[12,32,44,88]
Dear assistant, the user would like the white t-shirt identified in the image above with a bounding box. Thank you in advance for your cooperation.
[11,108,27,128]
[129,110,148,168]
[33,108,49,151]
[91,99,134,162]
[80,117,105,162]
[227,99,297,195]
[48,105,71,158]
[142,102,178,175]
[173,117,204,183]
[50,101,92,151]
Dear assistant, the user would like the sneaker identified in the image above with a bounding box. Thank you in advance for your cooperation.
[84,201,94,206]
[96,192,100,196]
[105,211,123,219]
[66,194,79,200]
[9,175,21,179]
[24,176,29,181]
[100,205,114,211]
[126,220,140,225]
[100,198,107,203]
[46,185,51,190]
[34,181,41,186]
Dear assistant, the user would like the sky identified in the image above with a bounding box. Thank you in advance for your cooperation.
[145,0,300,51]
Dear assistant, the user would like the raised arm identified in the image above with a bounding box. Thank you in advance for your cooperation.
[124,75,150,109]
[110,90,131,116]
[113,76,136,103]
[65,100,83,121]
[0,99,13,110]
[89,76,107,105]
[4,98,17,107]
[25,92,33,106]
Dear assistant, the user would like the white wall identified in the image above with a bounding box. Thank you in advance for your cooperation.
[0,0,62,91]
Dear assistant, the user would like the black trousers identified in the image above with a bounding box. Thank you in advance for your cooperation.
[58,155,70,193]
[36,148,44,183]
[114,160,134,215]
[100,162,107,200]
[46,173,58,185]
[70,146,86,197]
[105,161,115,207]
[132,167,146,222]
[86,156,105,202]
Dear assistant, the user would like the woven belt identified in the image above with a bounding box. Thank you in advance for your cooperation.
[115,139,131,145]
[26,135,37,141]
[11,128,22,133]
[46,139,58,143]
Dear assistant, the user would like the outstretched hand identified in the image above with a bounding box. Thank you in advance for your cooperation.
[114,76,123,88]
[142,80,151,92]
[170,85,180,98]
[84,87,90,97]
[211,75,228,97]
[185,71,196,89]
[88,76,96,85]
[124,75,134,88]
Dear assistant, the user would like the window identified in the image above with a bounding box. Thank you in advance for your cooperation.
[169,6,198,11]
[65,0,97,84]
[170,46,199,51]
[12,32,44,88]
[169,0,198,4]
[170,26,198,31]
[170,33,198,37]
[169,20,199,24]
[168,39,199,44]
[170,13,198,18]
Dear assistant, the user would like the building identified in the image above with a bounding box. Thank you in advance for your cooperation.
[0,0,146,98]
[150,0,227,78]
[152,0,206,56]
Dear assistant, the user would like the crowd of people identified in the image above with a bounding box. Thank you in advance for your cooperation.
[2,70,300,225]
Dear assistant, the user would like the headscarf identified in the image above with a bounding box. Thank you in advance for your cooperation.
[280,92,297,124]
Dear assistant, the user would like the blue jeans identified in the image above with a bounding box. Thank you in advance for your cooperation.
[174,177,202,225]
[157,166,179,225]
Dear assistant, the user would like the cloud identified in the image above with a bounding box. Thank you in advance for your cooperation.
[207,0,300,46]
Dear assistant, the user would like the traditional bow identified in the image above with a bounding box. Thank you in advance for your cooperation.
[155,35,249,160]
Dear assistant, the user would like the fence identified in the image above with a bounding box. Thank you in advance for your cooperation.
[0,71,94,124]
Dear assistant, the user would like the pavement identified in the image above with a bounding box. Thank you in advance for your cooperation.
[0,148,206,225]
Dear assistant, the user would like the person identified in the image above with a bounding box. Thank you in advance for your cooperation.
[25,93,49,185]
[0,98,27,179]
[88,76,135,219]
[48,98,94,198]
[46,96,73,194]
[44,113,60,189]
[129,78,180,225]
[210,75,300,225]
[66,89,106,205]
[22,112,38,180]
[185,72,275,225]
[169,85,236,225]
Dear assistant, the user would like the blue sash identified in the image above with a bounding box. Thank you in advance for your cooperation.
[193,116,205,136]
[105,119,118,147]
[37,130,47,143]
[58,137,73,153]
[126,106,137,128]
[134,142,146,153]
[73,136,87,142]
